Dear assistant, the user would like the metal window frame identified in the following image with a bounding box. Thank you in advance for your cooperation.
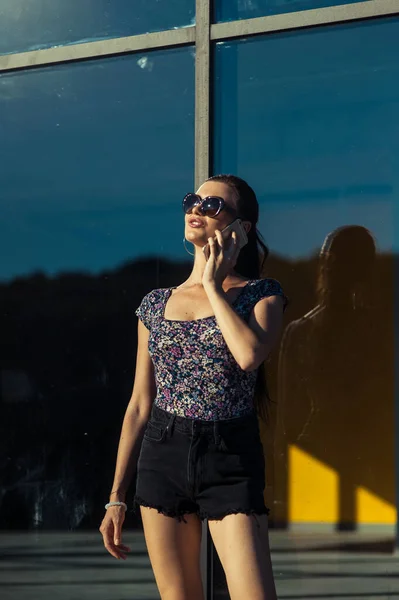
[211,0,399,39]
[1,1,398,182]
[0,27,196,72]
[1,0,399,593]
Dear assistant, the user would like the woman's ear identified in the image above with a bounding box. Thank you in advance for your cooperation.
[243,221,252,234]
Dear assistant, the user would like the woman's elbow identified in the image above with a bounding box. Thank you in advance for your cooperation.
[240,348,271,372]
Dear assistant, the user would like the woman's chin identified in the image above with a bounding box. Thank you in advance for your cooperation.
[186,232,207,245]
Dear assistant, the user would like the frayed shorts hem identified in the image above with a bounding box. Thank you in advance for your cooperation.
[133,495,269,526]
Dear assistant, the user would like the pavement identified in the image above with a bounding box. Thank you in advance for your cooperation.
[0,529,398,600]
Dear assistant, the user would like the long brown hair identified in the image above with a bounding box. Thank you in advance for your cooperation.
[207,174,271,421]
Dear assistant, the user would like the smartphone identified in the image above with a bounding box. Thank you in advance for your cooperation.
[202,218,248,261]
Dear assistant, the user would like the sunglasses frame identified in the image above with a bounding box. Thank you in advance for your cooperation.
[182,193,235,218]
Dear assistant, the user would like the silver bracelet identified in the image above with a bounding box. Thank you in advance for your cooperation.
[104,501,127,511]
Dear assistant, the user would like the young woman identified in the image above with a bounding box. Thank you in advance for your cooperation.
[99,175,287,600]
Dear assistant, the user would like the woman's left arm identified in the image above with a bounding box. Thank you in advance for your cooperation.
[204,285,284,372]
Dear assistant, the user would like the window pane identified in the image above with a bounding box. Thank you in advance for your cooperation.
[215,0,366,23]
[0,48,194,596]
[214,17,398,597]
[0,49,194,279]
[0,0,195,55]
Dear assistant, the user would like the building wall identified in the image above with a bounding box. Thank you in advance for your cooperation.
[0,2,397,534]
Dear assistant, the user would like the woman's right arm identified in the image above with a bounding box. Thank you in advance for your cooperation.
[99,319,156,559]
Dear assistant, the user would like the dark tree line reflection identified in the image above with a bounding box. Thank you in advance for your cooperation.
[0,228,395,531]
[0,259,191,529]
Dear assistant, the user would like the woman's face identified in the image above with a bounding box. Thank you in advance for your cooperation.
[184,181,239,247]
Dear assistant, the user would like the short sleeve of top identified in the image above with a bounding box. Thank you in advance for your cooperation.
[249,278,288,313]
[135,289,160,331]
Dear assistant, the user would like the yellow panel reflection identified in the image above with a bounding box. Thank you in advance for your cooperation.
[288,444,338,523]
[356,486,396,524]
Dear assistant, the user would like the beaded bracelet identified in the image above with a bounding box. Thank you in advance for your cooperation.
[104,501,127,511]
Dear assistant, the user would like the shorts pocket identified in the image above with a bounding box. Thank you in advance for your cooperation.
[143,419,168,443]
[219,434,263,457]
[218,419,263,457]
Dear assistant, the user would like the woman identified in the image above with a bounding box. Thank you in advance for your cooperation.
[99,175,287,600]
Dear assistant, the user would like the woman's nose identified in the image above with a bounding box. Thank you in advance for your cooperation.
[191,202,203,216]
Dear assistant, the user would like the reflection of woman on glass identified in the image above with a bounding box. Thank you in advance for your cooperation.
[276,225,382,527]
[100,175,287,599]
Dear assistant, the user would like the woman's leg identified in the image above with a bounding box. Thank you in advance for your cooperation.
[140,506,205,600]
[208,513,277,600]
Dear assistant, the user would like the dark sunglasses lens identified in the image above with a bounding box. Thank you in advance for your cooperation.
[201,197,222,217]
[183,193,200,213]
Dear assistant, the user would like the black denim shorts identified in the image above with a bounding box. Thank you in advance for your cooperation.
[133,403,268,524]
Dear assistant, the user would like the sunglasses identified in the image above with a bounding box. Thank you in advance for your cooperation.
[182,193,236,218]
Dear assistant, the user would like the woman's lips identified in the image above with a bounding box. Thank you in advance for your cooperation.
[188,220,205,228]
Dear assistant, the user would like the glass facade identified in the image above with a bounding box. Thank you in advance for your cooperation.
[0,49,194,281]
[214,16,398,597]
[0,47,194,598]
[0,0,195,55]
[215,0,366,23]
[1,3,398,599]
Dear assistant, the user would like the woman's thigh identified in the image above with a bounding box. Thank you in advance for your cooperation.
[140,506,204,600]
[208,513,277,600]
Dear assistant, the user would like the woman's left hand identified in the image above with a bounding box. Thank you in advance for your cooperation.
[202,229,241,290]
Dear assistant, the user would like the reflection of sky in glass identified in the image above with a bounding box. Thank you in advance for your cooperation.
[0,48,195,281]
[2,18,399,282]
[213,17,399,257]
[215,0,366,23]
[0,0,195,55]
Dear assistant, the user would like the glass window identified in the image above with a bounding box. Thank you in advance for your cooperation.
[0,48,194,280]
[0,47,194,596]
[214,16,398,596]
[0,0,195,55]
[215,0,366,23]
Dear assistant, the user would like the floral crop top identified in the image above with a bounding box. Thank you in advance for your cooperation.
[135,278,287,421]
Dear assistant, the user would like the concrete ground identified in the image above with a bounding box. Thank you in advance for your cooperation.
[0,529,398,599]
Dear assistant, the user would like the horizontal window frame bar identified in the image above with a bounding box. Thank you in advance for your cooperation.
[210,0,399,41]
[0,1,397,73]
[0,26,195,73]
